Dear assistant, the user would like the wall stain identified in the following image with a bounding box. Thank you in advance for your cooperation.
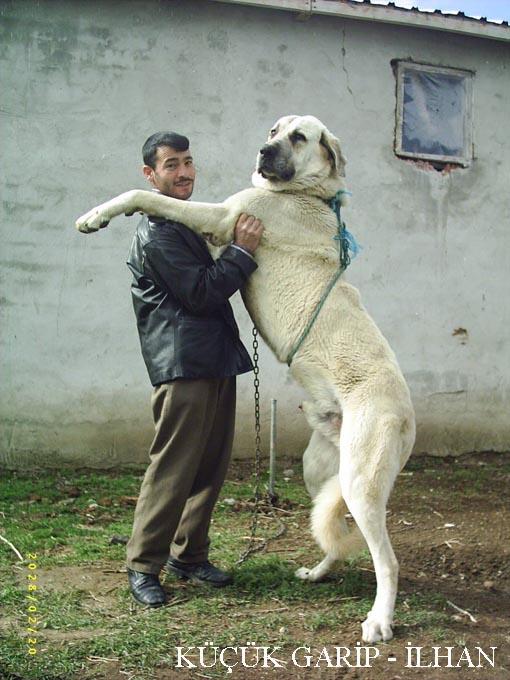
[0,17,78,72]
[256,59,292,81]
[133,36,157,62]
[0,15,138,76]
[428,171,452,278]
[278,62,294,78]
[0,260,54,273]
[3,200,44,213]
[207,29,229,53]
[407,370,469,395]
[452,327,468,345]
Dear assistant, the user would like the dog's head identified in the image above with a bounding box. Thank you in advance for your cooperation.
[252,115,347,200]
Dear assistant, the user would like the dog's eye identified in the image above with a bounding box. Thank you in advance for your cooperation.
[269,128,277,138]
[291,131,307,143]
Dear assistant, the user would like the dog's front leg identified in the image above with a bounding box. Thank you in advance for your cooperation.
[76,190,146,233]
[75,190,236,245]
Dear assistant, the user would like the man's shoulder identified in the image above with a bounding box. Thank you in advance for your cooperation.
[142,216,207,251]
[136,215,185,244]
[133,216,211,264]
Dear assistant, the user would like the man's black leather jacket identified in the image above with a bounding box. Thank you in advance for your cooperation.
[126,215,257,385]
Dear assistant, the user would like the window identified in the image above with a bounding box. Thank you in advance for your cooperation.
[395,61,474,166]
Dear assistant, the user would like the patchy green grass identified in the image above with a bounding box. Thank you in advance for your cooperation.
[0,464,481,680]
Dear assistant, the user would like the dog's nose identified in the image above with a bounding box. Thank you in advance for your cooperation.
[259,144,276,157]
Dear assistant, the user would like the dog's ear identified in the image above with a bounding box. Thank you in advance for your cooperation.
[320,130,347,178]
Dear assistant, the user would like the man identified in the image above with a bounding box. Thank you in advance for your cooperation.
[125,131,264,607]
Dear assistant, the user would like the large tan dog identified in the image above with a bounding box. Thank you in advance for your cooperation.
[76,115,415,643]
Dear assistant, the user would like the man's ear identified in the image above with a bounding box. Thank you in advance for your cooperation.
[143,165,155,183]
[320,130,347,178]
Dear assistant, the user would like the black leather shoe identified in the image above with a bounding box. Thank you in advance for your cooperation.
[127,568,167,607]
[165,557,233,587]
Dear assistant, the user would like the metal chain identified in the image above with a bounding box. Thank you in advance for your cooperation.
[236,327,263,565]
[236,327,287,565]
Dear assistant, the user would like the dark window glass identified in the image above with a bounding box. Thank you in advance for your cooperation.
[401,69,467,158]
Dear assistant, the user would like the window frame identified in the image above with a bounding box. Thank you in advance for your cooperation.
[395,60,474,167]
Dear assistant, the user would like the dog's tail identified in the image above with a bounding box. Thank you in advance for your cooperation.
[311,475,365,559]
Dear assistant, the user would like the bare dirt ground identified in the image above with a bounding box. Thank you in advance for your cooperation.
[5,452,510,679]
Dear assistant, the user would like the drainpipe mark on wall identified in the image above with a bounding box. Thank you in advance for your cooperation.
[428,171,451,278]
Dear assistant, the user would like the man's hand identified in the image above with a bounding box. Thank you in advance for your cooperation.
[233,213,264,255]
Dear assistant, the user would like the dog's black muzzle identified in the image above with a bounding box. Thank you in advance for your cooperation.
[257,143,295,182]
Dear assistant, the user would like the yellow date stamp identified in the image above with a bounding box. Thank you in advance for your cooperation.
[25,552,39,655]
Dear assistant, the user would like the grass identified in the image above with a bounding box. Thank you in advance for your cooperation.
[0,464,469,680]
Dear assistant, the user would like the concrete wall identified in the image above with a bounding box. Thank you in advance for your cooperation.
[1,0,509,468]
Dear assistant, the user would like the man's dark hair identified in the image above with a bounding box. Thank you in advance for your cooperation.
[142,131,190,168]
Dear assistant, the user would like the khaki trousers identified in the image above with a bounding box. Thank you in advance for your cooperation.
[126,377,236,574]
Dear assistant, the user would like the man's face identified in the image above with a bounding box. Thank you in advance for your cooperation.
[143,145,196,199]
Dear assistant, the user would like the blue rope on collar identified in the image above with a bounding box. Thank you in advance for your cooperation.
[328,189,360,269]
[286,189,361,367]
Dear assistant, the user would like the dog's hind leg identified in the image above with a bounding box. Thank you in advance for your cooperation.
[338,405,412,643]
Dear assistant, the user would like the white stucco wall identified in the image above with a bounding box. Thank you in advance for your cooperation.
[1,0,509,467]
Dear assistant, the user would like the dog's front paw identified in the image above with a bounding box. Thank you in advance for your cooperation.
[361,613,393,643]
[75,207,110,233]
